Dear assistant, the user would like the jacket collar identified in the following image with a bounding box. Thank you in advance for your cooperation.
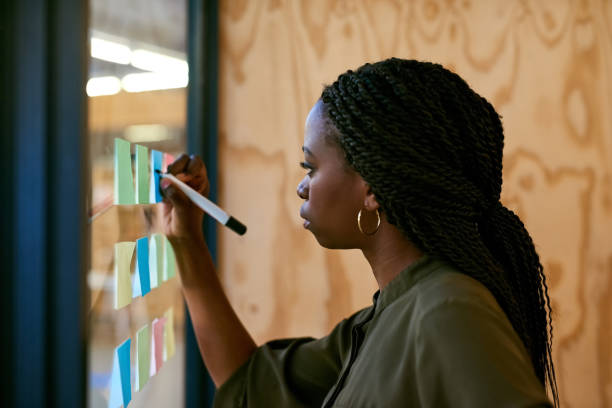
[371,254,445,317]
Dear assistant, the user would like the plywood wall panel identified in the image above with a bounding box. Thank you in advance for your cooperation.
[218,1,612,406]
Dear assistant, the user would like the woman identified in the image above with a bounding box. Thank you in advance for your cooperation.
[161,58,558,407]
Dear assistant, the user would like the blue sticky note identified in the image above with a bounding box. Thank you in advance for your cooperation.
[137,237,151,296]
[149,150,163,203]
[132,269,141,298]
[114,138,135,205]
[108,338,131,408]
[118,339,131,406]
[108,350,121,408]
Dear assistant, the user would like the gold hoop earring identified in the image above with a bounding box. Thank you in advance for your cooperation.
[357,209,381,235]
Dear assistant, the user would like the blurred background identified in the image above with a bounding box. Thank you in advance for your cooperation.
[3,0,612,407]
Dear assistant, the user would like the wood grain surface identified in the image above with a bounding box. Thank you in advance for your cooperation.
[217,1,612,406]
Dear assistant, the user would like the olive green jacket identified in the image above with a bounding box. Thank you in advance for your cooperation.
[214,255,552,407]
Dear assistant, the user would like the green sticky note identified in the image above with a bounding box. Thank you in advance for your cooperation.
[149,236,158,289]
[135,324,151,391]
[114,242,135,310]
[114,138,135,205]
[149,234,163,289]
[156,235,164,286]
[163,236,176,281]
[163,308,175,361]
[135,144,149,204]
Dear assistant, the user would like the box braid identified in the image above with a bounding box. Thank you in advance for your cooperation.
[321,58,558,406]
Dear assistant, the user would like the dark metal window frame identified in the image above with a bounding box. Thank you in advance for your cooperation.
[5,0,90,407]
[3,0,218,406]
[187,0,219,406]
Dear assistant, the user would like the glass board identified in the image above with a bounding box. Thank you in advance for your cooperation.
[87,0,188,406]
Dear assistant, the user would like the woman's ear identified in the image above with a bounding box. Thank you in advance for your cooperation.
[363,184,380,211]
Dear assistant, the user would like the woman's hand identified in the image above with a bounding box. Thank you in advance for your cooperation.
[159,155,257,387]
[160,154,210,243]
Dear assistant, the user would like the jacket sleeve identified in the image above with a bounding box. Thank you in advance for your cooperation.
[414,299,553,408]
[213,309,367,408]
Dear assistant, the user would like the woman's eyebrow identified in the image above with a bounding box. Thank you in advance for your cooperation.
[302,146,316,157]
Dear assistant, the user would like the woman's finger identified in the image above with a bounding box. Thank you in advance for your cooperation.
[186,155,209,195]
[186,154,205,176]
[167,153,190,175]
[161,176,190,207]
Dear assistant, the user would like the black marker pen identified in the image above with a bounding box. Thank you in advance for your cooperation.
[156,170,247,235]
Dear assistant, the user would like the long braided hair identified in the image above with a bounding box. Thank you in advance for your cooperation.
[321,58,558,405]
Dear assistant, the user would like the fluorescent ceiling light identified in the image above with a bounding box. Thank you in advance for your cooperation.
[89,33,189,93]
[121,72,188,93]
[131,49,188,75]
[86,76,121,97]
[91,37,131,65]
[124,124,172,143]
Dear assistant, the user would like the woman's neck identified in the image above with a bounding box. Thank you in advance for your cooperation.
[361,221,424,290]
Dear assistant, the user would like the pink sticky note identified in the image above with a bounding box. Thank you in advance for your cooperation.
[163,308,175,361]
[150,317,167,376]
[163,153,175,172]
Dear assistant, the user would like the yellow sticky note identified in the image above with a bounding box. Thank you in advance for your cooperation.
[163,308,175,361]
[114,138,135,205]
[135,324,151,391]
[114,242,135,309]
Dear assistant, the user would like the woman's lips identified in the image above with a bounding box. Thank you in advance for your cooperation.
[300,205,310,229]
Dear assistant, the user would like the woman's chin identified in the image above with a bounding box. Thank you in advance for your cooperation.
[311,232,353,250]
[309,229,332,248]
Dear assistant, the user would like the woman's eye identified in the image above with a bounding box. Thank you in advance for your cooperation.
[300,161,315,176]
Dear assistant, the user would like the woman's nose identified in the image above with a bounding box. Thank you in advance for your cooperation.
[297,178,309,199]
